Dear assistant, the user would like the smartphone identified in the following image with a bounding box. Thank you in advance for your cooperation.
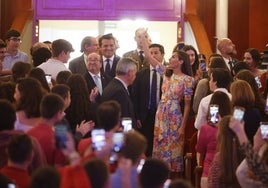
[121,117,132,132]
[255,76,262,88]
[45,74,52,84]
[136,158,145,173]
[233,106,245,121]
[112,132,124,153]
[260,122,268,139]
[199,59,206,72]
[55,123,68,148]
[8,184,16,188]
[91,129,106,151]
[177,42,185,50]
[209,104,219,124]
[265,96,268,113]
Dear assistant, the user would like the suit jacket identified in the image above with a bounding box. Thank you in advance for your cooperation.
[100,55,121,78]
[84,71,112,103]
[131,68,162,122]
[123,50,149,71]
[101,78,137,129]
[69,55,87,75]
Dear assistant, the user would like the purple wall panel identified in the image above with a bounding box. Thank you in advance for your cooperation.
[42,0,104,9]
[114,0,173,10]
[34,0,184,21]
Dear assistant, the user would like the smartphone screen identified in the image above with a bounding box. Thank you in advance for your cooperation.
[209,104,219,124]
[260,122,268,139]
[55,123,68,148]
[265,96,268,113]
[199,60,206,72]
[255,76,262,89]
[137,158,145,173]
[45,74,52,84]
[112,132,124,153]
[233,106,245,121]
[91,129,106,151]
[121,117,132,132]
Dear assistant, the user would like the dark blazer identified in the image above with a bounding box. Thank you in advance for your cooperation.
[69,55,88,75]
[101,78,137,129]
[131,67,162,122]
[123,50,149,70]
[84,71,112,103]
[100,55,121,78]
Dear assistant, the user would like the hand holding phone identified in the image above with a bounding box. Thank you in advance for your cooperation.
[233,106,245,121]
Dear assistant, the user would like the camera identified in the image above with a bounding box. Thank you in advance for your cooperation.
[209,104,219,124]
[233,106,245,121]
[91,129,106,151]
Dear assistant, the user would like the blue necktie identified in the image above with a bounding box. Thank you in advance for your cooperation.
[94,75,102,95]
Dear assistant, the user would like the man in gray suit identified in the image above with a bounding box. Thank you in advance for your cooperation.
[69,36,98,75]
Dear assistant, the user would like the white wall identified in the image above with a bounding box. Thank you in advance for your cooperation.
[39,20,177,64]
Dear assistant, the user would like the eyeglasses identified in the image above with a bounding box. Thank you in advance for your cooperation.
[87,58,100,62]
[8,37,22,43]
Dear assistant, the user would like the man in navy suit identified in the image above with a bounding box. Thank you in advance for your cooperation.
[131,43,165,157]
[98,34,120,78]
[84,52,111,104]
[101,57,137,129]
[69,36,98,75]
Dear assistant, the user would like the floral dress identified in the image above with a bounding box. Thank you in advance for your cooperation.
[152,74,194,172]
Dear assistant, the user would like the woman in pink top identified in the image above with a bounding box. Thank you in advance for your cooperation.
[196,91,231,188]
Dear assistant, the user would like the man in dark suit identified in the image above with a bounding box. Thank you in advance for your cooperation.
[84,52,111,104]
[217,38,238,77]
[98,34,120,78]
[131,43,165,157]
[123,28,151,71]
[101,57,137,129]
[69,36,98,75]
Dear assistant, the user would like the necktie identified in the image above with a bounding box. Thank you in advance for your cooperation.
[228,60,233,71]
[139,51,144,62]
[105,59,111,75]
[150,69,157,109]
[94,75,102,95]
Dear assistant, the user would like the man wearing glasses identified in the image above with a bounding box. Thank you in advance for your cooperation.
[2,29,28,75]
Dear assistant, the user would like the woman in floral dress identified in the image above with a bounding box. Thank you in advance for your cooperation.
[152,50,194,177]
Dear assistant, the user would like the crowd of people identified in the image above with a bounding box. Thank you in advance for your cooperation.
[0,27,267,188]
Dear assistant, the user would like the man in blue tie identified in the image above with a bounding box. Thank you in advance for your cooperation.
[84,52,111,104]
[131,43,165,157]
